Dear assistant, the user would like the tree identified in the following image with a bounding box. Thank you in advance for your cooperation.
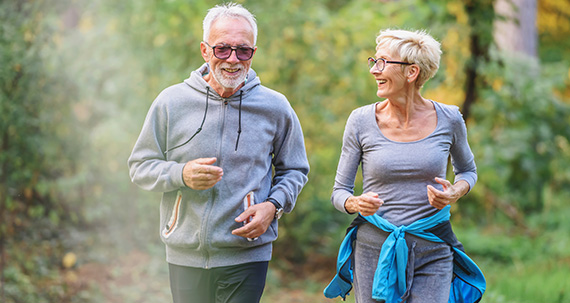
[494,0,538,58]
[462,0,496,120]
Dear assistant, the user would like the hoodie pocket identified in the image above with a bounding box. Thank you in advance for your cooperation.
[163,190,183,238]
[243,191,255,224]
[243,191,258,242]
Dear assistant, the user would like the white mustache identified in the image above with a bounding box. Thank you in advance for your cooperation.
[219,63,243,70]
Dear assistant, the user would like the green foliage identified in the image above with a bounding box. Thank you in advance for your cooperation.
[456,224,570,303]
[0,0,84,218]
[0,1,92,301]
[468,49,570,216]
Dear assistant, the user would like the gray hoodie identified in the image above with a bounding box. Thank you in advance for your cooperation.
[128,63,310,268]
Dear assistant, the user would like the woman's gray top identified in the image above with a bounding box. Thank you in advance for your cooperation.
[331,100,477,226]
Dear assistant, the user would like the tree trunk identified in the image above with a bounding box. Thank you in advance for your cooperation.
[462,0,496,120]
[462,33,481,120]
[494,0,538,58]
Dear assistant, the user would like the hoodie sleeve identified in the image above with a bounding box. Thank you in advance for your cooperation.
[127,93,187,193]
[269,105,310,213]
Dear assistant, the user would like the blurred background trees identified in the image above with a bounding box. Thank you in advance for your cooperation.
[1,0,569,302]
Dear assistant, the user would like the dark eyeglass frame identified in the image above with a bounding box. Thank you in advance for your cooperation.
[204,41,255,61]
[368,57,413,72]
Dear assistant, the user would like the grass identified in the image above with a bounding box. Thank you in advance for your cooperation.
[454,222,570,303]
[481,260,570,303]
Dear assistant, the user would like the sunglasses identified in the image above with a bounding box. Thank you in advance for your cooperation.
[204,42,255,61]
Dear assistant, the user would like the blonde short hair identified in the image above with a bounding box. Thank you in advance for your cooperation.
[376,29,441,87]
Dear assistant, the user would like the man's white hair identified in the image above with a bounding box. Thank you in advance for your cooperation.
[203,2,258,45]
[376,29,441,87]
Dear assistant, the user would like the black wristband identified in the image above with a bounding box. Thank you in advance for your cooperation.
[267,198,282,210]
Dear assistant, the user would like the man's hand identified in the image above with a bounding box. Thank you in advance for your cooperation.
[344,192,383,216]
[427,178,469,209]
[182,157,223,190]
[232,202,276,239]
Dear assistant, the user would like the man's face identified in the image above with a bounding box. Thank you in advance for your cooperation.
[201,17,256,95]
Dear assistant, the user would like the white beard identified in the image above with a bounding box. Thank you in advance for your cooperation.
[212,63,247,89]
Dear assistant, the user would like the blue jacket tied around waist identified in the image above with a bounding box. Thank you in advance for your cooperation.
[324,206,485,302]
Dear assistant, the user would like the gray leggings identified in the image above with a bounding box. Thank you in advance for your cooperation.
[354,223,453,303]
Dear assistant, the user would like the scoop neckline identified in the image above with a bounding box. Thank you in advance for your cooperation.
[371,100,440,144]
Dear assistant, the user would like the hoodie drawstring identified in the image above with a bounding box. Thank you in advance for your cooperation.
[163,87,210,156]
[235,91,242,151]
[163,86,242,155]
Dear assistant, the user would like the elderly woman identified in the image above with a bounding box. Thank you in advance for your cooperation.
[324,29,485,303]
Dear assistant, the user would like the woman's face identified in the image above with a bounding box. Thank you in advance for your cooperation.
[370,47,409,99]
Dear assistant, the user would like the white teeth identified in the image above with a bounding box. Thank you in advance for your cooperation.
[377,80,387,84]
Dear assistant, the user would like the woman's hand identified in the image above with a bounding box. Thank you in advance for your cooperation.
[344,192,384,216]
[426,178,469,209]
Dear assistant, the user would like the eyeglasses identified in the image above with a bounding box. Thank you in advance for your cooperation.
[368,57,413,72]
[204,42,255,61]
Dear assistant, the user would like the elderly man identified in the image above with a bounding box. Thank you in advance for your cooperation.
[128,3,309,303]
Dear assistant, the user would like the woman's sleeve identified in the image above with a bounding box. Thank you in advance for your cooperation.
[450,109,477,192]
[331,111,363,213]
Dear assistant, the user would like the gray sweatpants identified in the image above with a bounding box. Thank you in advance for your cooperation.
[354,223,453,303]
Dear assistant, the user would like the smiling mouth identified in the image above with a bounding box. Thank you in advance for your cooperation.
[377,80,387,85]
[223,67,240,73]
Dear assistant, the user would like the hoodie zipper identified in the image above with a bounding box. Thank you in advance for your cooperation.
[200,98,229,269]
